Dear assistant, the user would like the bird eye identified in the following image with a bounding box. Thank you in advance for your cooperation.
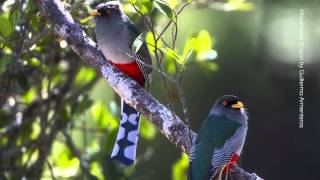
[222,100,227,106]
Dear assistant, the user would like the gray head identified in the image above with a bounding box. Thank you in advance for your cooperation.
[211,95,248,125]
[90,1,123,20]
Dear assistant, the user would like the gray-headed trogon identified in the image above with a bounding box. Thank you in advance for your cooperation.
[90,1,152,165]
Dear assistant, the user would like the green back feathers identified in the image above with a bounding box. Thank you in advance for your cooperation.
[191,114,240,180]
[200,114,240,148]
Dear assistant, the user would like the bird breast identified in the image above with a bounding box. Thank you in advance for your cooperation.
[95,19,135,64]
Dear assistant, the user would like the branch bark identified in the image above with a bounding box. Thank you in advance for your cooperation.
[35,0,263,179]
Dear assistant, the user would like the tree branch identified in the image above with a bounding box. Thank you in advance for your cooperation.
[34,0,263,179]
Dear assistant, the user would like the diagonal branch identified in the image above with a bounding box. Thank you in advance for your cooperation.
[34,0,263,179]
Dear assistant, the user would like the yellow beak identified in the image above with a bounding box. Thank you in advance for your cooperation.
[231,101,244,109]
[90,9,100,16]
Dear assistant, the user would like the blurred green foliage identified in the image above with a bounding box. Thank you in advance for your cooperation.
[0,0,253,179]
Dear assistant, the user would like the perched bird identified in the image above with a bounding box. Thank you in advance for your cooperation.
[188,95,248,180]
[90,1,152,165]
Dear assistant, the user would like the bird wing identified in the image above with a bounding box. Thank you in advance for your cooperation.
[124,21,152,86]
[189,115,241,180]
[209,137,242,179]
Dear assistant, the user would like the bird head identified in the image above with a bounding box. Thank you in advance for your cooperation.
[212,95,248,124]
[90,1,123,18]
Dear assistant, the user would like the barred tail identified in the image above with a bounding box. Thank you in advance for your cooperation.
[111,99,141,165]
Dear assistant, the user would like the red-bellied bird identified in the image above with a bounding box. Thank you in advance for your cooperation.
[90,1,152,166]
[188,95,248,180]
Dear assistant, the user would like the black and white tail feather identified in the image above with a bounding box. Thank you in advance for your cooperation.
[111,99,141,165]
[111,55,151,166]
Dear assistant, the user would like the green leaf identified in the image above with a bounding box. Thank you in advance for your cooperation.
[9,10,20,28]
[228,0,254,11]
[28,57,41,67]
[90,162,104,180]
[0,54,10,74]
[30,119,41,140]
[75,67,96,85]
[167,0,178,8]
[90,101,118,129]
[80,16,92,24]
[140,0,153,13]
[145,32,162,52]
[162,47,182,64]
[185,30,217,61]
[153,0,175,20]
[172,153,189,180]
[196,30,212,53]
[140,118,156,140]
[23,87,37,103]
[166,60,176,75]
[132,32,146,54]
[0,13,13,37]
[181,47,194,65]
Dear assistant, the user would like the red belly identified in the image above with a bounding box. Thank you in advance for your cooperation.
[112,62,145,86]
[223,154,239,173]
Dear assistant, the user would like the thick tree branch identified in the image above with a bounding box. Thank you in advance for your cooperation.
[35,0,263,179]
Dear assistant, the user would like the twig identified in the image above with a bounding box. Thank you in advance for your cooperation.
[118,50,177,83]
[170,11,191,124]
[46,160,56,180]
[132,3,178,120]
[62,130,92,177]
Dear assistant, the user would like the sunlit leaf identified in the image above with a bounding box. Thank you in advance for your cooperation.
[22,149,39,167]
[227,0,253,11]
[31,57,40,65]
[0,13,13,37]
[172,153,189,180]
[132,32,146,54]
[140,0,153,12]
[233,2,254,11]
[52,158,80,177]
[162,47,182,64]
[75,67,96,85]
[140,118,156,140]
[50,140,80,177]
[127,0,152,14]
[181,47,194,65]
[91,101,118,129]
[196,30,212,53]
[80,16,92,24]
[30,118,41,140]
[184,30,217,61]
[146,32,162,53]
[166,59,176,75]
[154,0,175,20]
[87,139,100,155]
[167,0,178,8]
[90,161,104,180]
[23,87,37,103]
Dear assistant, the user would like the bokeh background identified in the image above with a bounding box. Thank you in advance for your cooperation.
[0,0,319,180]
